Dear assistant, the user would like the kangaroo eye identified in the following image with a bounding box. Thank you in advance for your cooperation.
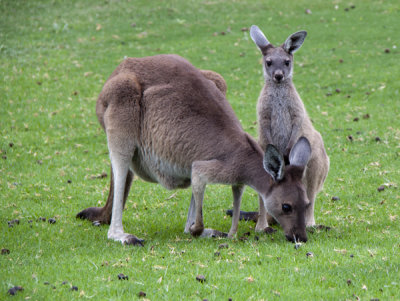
[266,59,272,67]
[282,204,292,213]
[285,60,290,66]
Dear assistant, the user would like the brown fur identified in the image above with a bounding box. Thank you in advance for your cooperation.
[77,54,310,244]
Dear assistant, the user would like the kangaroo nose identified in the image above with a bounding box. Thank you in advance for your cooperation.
[274,72,284,82]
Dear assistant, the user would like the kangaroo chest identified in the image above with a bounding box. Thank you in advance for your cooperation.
[270,101,292,152]
[259,87,296,154]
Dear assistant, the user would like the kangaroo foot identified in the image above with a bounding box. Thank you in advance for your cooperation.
[201,228,228,238]
[189,222,204,237]
[124,236,144,246]
[76,207,111,224]
[225,209,258,223]
[264,227,277,234]
[108,230,144,246]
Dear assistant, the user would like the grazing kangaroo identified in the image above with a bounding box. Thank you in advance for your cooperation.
[76,54,312,245]
[242,25,329,231]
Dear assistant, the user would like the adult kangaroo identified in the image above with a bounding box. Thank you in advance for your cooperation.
[246,25,330,231]
[76,54,312,244]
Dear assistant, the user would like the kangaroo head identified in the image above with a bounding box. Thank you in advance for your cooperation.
[250,25,307,84]
[261,137,312,242]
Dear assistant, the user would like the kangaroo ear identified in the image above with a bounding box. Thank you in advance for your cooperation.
[283,31,307,54]
[264,144,285,182]
[250,25,270,54]
[289,137,312,167]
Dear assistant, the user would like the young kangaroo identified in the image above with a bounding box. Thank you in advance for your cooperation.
[246,25,330,230]
[76,54,312,245]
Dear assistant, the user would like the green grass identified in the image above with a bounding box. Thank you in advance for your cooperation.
[1,0,399,299]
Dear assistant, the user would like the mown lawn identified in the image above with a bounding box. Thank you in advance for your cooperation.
[1,0,399,299]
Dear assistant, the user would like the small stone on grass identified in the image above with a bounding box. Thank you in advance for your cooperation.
[118,273,128,280]
[8,286,23,296]
[218,243,229,249]
[196,274,206,283]
[1,248,10,255]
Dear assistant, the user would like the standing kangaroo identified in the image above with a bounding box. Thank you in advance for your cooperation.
[76,54,312,244]
[245,25,330,231]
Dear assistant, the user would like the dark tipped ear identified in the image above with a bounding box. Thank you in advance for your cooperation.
[289,137,312,167]
[283,31,307,54]
[250,25,270,54]
[263,144,285,181]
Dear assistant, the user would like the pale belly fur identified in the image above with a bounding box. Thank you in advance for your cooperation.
[130,148,191,190]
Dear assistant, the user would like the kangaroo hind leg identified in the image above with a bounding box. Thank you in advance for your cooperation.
[104,72,143,245]
[76,166,133,225]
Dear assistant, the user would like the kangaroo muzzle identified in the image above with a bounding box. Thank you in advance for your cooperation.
[273,70,284,83]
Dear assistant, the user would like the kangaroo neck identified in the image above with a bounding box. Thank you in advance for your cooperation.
[241,151,273,196]
[264,79,296,101]
[247,164,273,197]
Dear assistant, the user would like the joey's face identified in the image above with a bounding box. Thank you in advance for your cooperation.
[263,47,293,83]
[263,180,309,242]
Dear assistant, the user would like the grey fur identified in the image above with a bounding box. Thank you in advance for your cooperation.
[250,26,330,228]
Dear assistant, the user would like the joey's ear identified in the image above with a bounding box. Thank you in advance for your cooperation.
[263,144,285,181]
[283,31,307,54]
[289,137,312,167]
[250,25,270,54]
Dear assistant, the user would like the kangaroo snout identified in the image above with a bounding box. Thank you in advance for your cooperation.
[273,71,284,83]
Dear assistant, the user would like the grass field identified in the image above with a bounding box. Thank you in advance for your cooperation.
[1,0,399,299]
